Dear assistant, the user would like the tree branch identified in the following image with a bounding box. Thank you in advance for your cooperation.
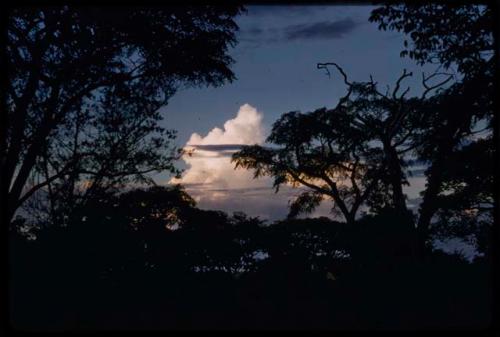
[421,71,454,98]
[15,158,77,210]
[392,69,413,99]
[317,62,352,86]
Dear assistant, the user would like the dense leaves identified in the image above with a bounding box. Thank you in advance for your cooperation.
[370,4,494,252]
[232,65,449,224]
[9,187,490,329]
[370,4,494,77]
[233,3,494,257]
[4,5,244,222]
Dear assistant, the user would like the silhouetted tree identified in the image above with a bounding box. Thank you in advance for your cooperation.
[117,185,196,232]
[427,137,494,258]
[370,4,494,78]
[370,4,494,254]
[9,183,490,329]
[412,80,494,254]
[317,63,456,215]
[232,109,376,224]
[233,63,453,224]
[34,87,182,225]
[3,5,244,223]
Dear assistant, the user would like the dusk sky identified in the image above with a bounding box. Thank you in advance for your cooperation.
[155,5,444,221]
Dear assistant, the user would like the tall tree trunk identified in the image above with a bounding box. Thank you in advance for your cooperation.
[6,195,18,224]
[416,163,443,257]
[416,125,461,257]
[345,211,356,226]
[383,141,408,213]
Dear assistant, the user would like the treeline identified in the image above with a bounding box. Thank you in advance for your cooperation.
[9,186,491,329]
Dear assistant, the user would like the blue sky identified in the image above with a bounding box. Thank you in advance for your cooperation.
[153,5,442,222]
[162,5,439,146]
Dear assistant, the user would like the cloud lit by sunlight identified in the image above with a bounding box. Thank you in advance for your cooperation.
[187,103,266,146]
[171,104,267,189]
[170,103,333,220]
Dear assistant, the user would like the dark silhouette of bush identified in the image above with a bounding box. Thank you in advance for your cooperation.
[9,190,491,330]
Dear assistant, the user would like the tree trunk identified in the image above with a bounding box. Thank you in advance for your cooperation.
[416,165,443,258]
[345,212,356,226]
[383,141,408,213]
[6,195,18,224]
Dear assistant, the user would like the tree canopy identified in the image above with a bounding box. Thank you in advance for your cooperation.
[232,104,379,224]
[233,3,494,257]
[369,4,494,77]
[3,5,244,223]
[233,63,454,225]
[370,4,494,254]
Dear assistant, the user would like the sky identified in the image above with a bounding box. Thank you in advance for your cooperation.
[153,5,442,222]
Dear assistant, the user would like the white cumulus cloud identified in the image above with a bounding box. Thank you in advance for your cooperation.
[170,103,333,221]
[171,104,268,190]
[187,103,266,146]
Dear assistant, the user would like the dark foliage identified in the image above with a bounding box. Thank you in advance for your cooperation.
[370,4,494,254]
[370,4,494,77]
[9,187,491,329]
[232,3,494,257]
[232,64,454,225]
[3,5,244,223]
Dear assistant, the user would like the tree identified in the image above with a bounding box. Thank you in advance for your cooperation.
[317,63,456,214]
[233,63,453,224]
[369,4,494,78]
[232,108,378,225]
[115,185,196,234]
[429,138,494,258]
[3,5,244,223]
[370,4,494,254]
[26,84,182,225]
[411,74,494,253]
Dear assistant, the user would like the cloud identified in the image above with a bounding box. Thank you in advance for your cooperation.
[189,144,245,151]
[238,17,360,47]
[170,104,271,209]
[186,103,265,147]
[185,144,246,158]
[284,18,359,41]
[246,27,264,35]
[170,103,334,221]
[174,103,266,190]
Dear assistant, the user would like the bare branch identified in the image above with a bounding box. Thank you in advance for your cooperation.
[400,86,411,99]
[16,158,77,209]
[286,168,332,197]
[317,62,352,86]
[396,141,423,155]
[421,71,455,98]
[393,69,413,99]
[369,74,376,86]
[363,74,391,101]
